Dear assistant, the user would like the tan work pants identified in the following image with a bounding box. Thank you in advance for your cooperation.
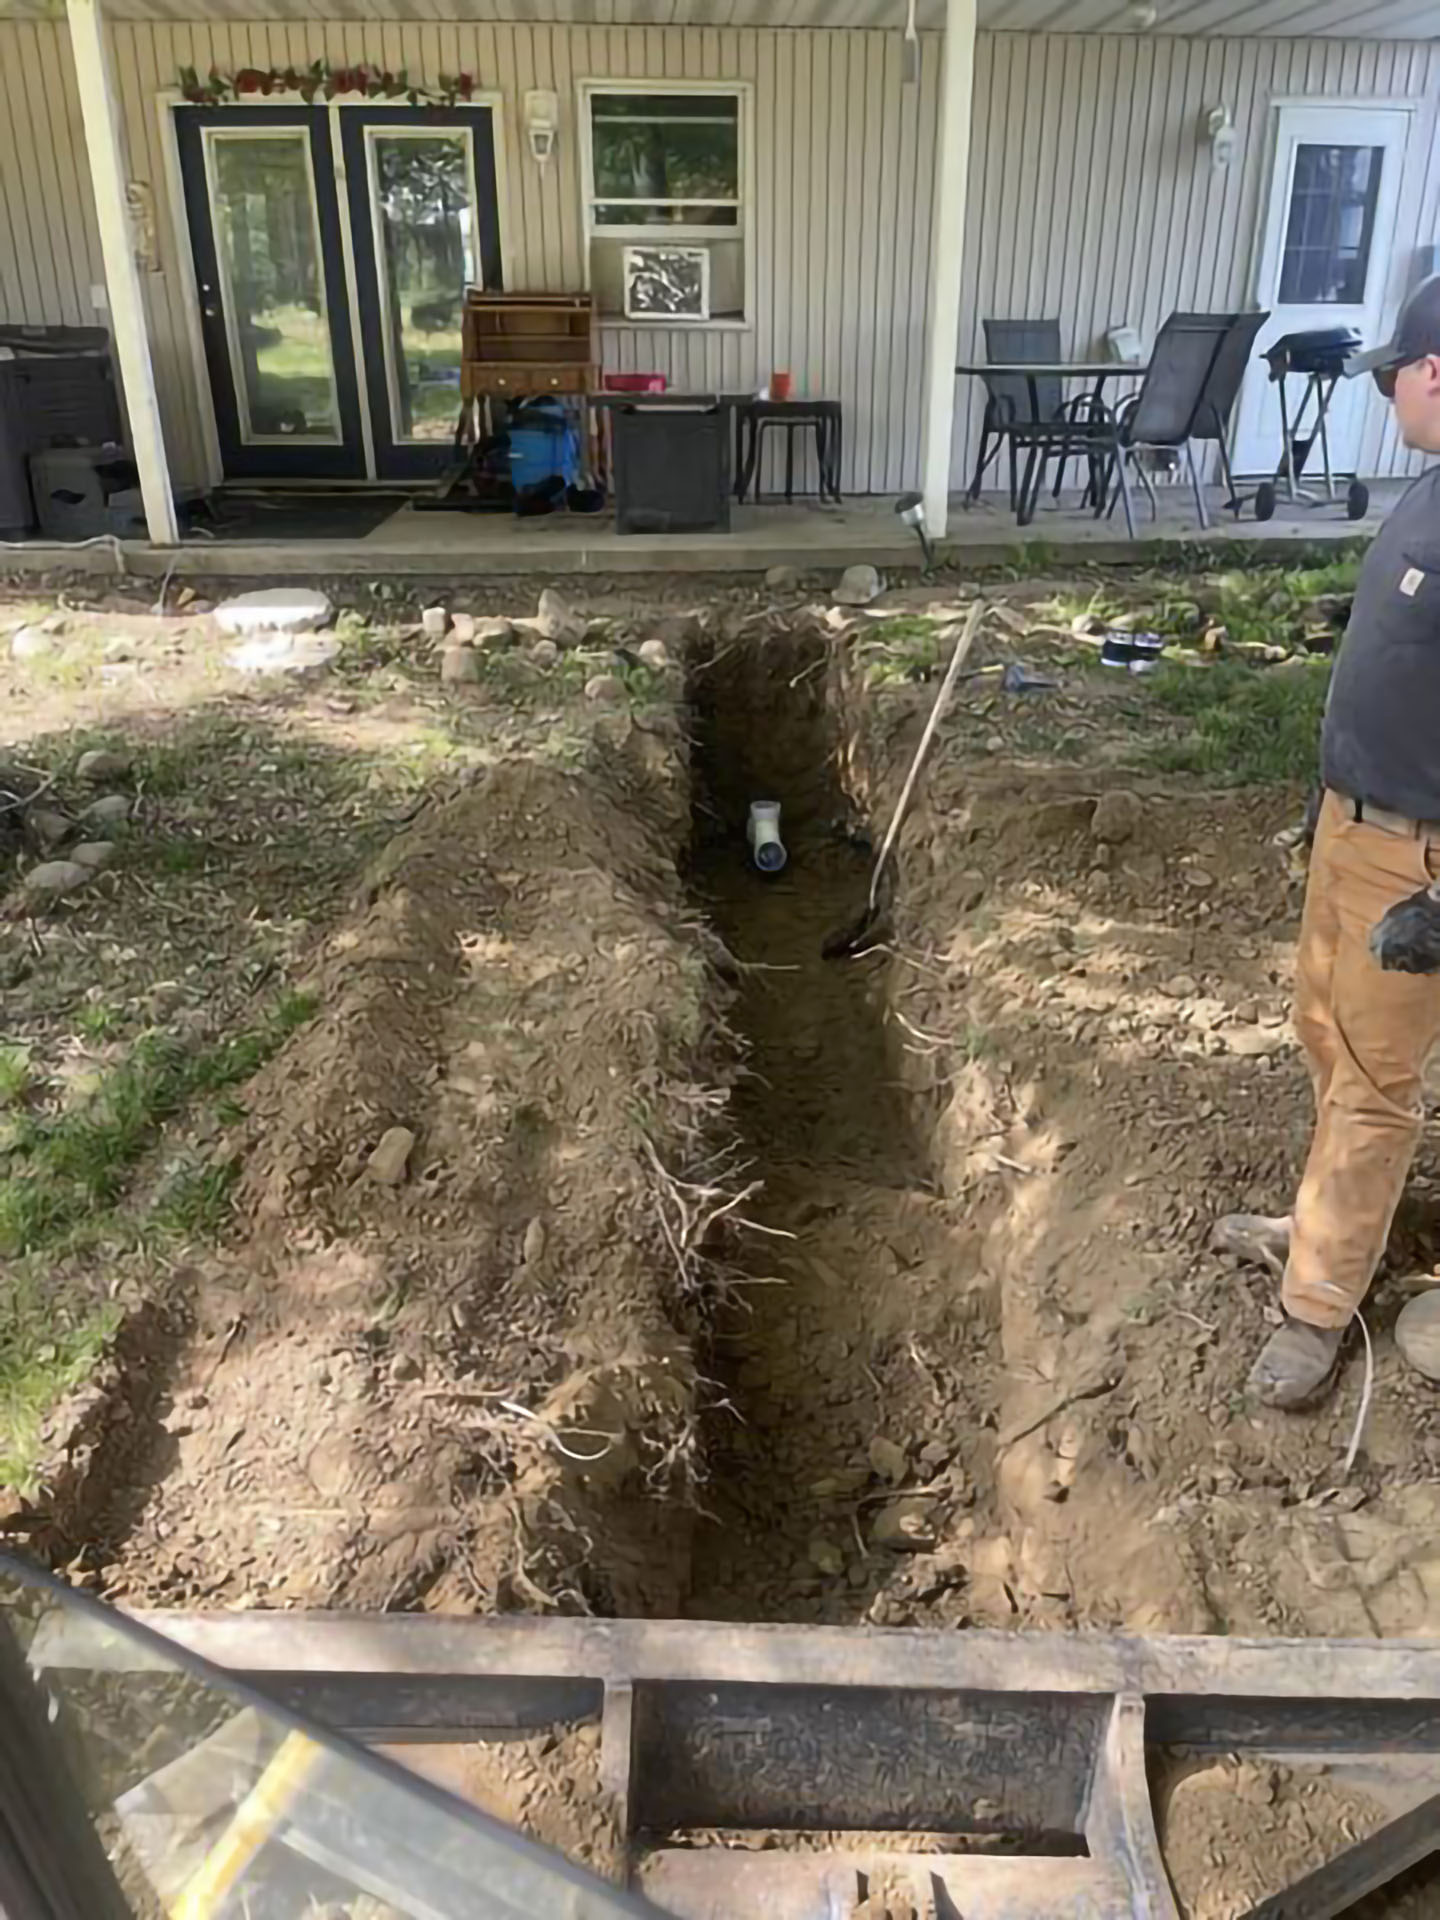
[1285,790,1440,1328]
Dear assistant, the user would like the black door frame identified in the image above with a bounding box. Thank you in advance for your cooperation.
[339,106,504,482]
[174,105,368,482]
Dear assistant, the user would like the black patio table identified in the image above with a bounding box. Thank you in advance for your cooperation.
[955,361,1148,525]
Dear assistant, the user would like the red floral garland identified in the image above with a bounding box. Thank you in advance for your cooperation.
[178,60,478,108]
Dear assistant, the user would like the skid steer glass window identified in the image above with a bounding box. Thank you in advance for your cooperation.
[0,1553,655,1920]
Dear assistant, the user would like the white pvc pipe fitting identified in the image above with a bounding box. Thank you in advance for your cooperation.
[747,799,787,873]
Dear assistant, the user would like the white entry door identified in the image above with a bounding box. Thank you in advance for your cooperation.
[1232,104,1410,479]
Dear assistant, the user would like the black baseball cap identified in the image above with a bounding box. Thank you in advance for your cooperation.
[1347,274,1440,381]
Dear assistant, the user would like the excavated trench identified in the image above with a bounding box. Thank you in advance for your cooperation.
[682,634,996,1624]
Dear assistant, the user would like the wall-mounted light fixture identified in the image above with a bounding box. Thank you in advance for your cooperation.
[1204,103,1238,170]
[525,89,559,166]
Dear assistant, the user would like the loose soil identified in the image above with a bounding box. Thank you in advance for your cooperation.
[6,566,1440,1912]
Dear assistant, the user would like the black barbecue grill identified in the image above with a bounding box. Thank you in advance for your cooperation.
[1251,325,1369,523]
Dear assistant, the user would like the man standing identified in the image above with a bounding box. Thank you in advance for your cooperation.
[1217,276,1440,1408]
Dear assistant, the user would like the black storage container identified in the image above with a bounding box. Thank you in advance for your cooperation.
[0,327,121,536]
[611,404,731,535]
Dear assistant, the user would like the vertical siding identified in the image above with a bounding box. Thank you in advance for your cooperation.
[951,31,1440,489]
[2,17,1438,495]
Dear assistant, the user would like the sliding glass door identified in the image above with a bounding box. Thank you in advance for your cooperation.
[341,109,503,478]
[174,104,503,483]
[176,108,366,479]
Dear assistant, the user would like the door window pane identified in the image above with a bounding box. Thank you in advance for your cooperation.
[1278,143,1383,304]
[206,131,340,442]
[371,132,474,442]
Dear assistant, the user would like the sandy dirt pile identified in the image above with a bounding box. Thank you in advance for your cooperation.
[77,714,735,1617]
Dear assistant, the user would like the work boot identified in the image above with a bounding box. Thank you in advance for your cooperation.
[1247,1318,1346,1409]
[1212,1213,1291,1278]
[1396,1291,1440,1383]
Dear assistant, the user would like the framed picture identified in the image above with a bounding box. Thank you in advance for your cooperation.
[622,246,711,323]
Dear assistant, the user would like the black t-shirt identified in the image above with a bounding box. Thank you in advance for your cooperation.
[1323,466,1440,820]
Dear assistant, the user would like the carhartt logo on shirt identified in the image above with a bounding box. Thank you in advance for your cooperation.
[1401,566,1426,597]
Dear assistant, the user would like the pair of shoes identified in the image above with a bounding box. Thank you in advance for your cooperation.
[1211,1212,1290,1278]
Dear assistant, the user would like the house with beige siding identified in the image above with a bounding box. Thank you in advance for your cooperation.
[0,0,1437,550]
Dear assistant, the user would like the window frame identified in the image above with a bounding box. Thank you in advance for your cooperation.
[577,78,753,328]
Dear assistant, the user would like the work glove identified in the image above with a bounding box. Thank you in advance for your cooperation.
[1273,783,1324,879]
[1371,885,1440,974]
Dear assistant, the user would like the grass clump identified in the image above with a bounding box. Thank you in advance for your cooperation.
[0,987,316,1259]
[1145,657,1331,784]
[0,1280,118,1490]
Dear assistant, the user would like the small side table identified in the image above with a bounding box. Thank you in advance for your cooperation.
[735,400,843,504]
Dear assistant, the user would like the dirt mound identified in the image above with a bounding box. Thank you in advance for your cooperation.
[848,680,1440,1638]
[86,721,734,1617]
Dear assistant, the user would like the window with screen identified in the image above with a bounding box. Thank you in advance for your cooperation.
[582,85,748,322]
[1278,143,1384,304]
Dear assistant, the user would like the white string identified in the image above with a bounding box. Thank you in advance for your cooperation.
[1342,1310,1374,1478]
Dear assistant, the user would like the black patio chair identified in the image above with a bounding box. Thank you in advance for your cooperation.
[1095,312,1233,537]
[966,318,1065,508]
[1184,308,1270,515]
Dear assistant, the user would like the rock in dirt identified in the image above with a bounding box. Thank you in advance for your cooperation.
[475,617,516,648]
[1091,789,1142,845]
[441,644,481,685]
[22,859,92,900]
[637,638,671,671]
[528,639,560,670]
[868,1435,909,1484]
[10,624,56,660]
[871,1499,938,1552]
[83,794,131,829]
[522,1218,547,1264]
[70,842,116,870]
[215,587,332,635]
[366,1126,415,1185]
[28,808,71,848]
[807,1534,845,1577]
[76,748,131,782]
[585,673,626,705]
[1221,1024,1289,1057]
[226,631,340,676]
[449,612,476,644]
[536,588,584,643]
[421,605,449,640]
[766,564,802,591]
[1161,973,1198,998]
[1394,1292,1440,1382]
[833,563,882,607]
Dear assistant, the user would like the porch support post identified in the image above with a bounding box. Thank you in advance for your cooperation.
[918,0,977,542]
[66,0,178,546]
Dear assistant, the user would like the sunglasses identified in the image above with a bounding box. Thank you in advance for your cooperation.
[1373,356,1431,398]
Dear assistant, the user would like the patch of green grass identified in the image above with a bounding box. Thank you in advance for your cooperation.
[1144,656,1331,784]
[148,1159,239,1241]
[861,617,945,686]
[0,1281,119,1491]
[0,987,317,1258]
[76,1003,122,1041]
[152,839,210,875]
[0,1045,31,1107]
